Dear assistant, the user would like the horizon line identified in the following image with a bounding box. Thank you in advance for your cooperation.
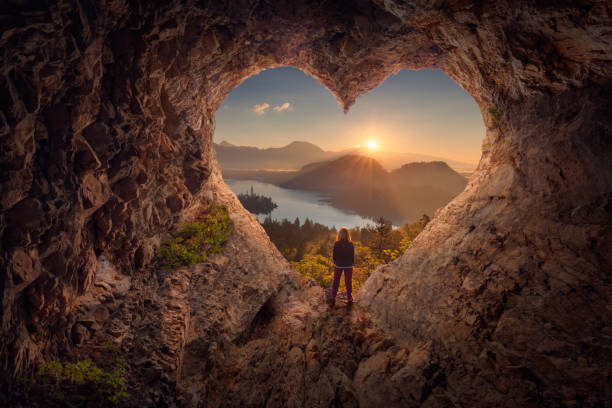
[214,139,478,166]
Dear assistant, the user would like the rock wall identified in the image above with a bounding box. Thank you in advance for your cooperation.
[0,0,437,376]
[1,0,610,406]
[358,2,612,405]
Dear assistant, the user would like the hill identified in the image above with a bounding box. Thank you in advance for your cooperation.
[280,155,467,223]
[390,161,467,194]
[282,155,389,194]
[347,147,477,174]
[386,161,467,222]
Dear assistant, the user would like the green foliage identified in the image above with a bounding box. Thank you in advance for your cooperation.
[360,217,403,262]
[292,254,333,288]
[30,342,129,406]
[262,217,333,262]
[402,214,430,242]
[265,215,428,295]
[157,205,233,269]
[488,105,503,128]
[352,242,385,291]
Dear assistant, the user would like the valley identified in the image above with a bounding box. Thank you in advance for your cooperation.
[220,142,468,225]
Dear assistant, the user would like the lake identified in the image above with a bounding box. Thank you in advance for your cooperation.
[225,179,374,229]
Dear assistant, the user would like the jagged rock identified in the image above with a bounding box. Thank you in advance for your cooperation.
[80,173,110,211]
[8,247,40,291]
[71,323,90,345]
[165,193,184,212]
[0,1,610,407]
[112,177,140,202]
[93,305,110,323]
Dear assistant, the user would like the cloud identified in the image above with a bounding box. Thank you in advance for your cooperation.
[273,102,292,112]
[252,102,292,115]
[252,103,270,115]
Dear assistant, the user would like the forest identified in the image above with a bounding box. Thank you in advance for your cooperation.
[262,214,430,294]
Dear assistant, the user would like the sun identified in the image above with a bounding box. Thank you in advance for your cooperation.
[366,140,378,150]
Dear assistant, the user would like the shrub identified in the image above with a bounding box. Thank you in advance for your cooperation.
[27,341,129,406]
[292,254,333,288]
[157,205,233,269]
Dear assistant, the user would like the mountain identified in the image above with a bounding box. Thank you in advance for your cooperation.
[282,155,389,194]
[214,140,477,173]
[386,161,467,222]
[390,161,467,194]
[214,140,339,170]
[216,140,470,223]
[280,155,467,223]
[343,147,477,173]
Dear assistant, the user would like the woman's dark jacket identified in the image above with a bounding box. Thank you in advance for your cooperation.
[333,240,354,268]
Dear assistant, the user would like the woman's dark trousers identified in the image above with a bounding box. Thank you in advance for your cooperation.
[332,267,353,302]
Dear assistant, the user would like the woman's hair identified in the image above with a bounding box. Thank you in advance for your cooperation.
[336,227,351,242]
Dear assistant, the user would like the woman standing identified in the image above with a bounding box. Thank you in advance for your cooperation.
[330,227,354,306]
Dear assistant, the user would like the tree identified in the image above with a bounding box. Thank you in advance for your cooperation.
[261,214,430,297]
[402,214,430,242]
[261,217,333,262]
[361,216,402,262]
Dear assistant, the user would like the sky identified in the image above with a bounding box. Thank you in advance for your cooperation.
[214,67,485,164]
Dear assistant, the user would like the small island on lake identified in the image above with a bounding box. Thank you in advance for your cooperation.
[237,186,278,215]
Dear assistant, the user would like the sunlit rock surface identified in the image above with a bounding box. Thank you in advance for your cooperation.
[1,0,610,406]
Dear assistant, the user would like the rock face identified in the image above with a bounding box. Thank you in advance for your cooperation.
[0,0,610,407]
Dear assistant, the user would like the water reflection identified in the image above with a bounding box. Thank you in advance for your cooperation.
[225,179,373,229]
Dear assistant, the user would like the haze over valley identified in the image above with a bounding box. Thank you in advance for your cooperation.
[217,140,468,225]
[215,140,476,174]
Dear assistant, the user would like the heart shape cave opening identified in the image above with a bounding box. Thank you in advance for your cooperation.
[212,66,483,299]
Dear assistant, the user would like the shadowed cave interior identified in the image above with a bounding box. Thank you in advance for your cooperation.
[1,1,611,407]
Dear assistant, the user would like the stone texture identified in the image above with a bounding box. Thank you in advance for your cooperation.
[0,0,611,407]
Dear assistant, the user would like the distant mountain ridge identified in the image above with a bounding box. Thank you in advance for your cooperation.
[214,140,476,173]
[214,140,337,170]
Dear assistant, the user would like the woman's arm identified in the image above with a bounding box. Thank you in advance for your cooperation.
[350,242,355,266]
[332,242,337,264]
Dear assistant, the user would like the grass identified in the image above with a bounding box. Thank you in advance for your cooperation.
[157,205,233,269]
